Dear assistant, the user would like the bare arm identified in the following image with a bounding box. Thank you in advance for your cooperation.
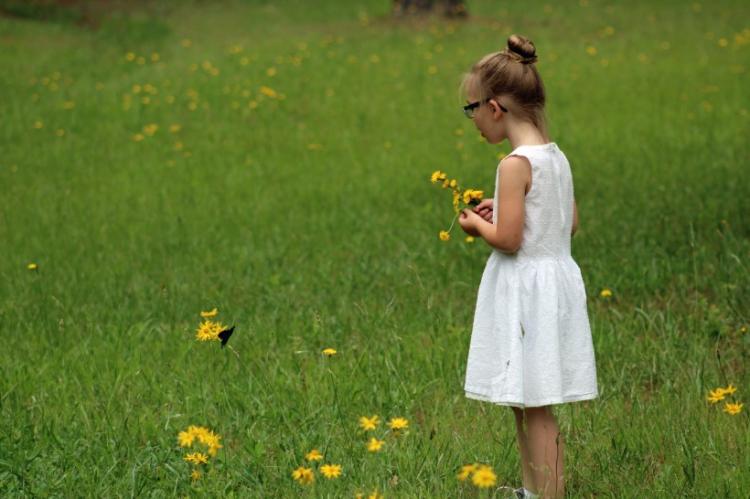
[474,156,529,253]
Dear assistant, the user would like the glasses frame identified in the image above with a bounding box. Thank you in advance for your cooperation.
[463,98,508,119]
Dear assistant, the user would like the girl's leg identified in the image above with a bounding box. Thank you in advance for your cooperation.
[511,407,536,492]
[525,406,565,498]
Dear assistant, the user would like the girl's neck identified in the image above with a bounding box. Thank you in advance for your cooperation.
[506,121,549,150]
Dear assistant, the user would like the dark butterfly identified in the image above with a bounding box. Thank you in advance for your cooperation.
[218,326,235,348]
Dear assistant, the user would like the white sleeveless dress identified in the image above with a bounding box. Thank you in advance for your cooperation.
[464,143,599,408]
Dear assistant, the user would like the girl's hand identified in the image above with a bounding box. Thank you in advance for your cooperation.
[458,208,482,237]
[473,198,493,222]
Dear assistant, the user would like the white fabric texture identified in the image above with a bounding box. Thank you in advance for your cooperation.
[464,143,599,408]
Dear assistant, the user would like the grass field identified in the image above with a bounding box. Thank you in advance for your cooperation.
[1,0,749,496]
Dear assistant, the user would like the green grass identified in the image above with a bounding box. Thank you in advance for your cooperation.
[1,0,749,496]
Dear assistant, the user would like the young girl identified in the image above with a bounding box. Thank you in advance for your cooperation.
[457,34,599,499]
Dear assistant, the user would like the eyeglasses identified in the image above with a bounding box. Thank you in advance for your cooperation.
[463,98,508,119]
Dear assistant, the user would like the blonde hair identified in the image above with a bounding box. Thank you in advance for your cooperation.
[460,34,549,141]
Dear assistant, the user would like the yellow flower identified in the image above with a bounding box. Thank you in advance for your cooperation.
[27,263,38,270]
[191,469,202,481]
[600,288,613,298]
[471,464,497,488]
[260,86,278,98]
[178,429,196,447]
[439,231,450,241]
[125,52,136,61]
[358,415,380,431]
[291,466,314,484]
[320,463,342,479]
[707,388,727,404]
[305,448,323,461]
[722,383,737,395]
[367,437,385,452]
[723,402,743,415]
[387,417,409,431]
[200,308,218,318]
[449,179,457,188]
[132,133,144,142]
[322,348,337,356]
[143,123,158,136]
[465,236,475,243]
[430,170,447,183]
[462,189,484,204]
[457,463,478,481]
[170,124,182,133]
[184,452,209,465]
[195,320,220,341]
[33,120,44,129]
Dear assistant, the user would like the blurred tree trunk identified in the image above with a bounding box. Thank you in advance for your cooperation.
[392,0,468,18]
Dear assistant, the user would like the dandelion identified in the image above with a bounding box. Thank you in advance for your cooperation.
[600,288,613,298]
[200,307,218,318]
[305,448,323,461]
[586,46,597,56]
[266,67,277,77]
[125,52,136,61]
[27,263,38,271]
[291,466,315,484]
[143,123,158,136]
[457,463,478,481]
[465,236,475,243]
[462,189,484,205]
[320,463,342,479]
[191,469,202,481]
[367,437,385,452]
[471,464,497,488]
[322,348,337,356]
[195,320,226,342]
[359,415,380,431]
[184,452,209,465]
[387,417,409,431]
[723,402,743,415]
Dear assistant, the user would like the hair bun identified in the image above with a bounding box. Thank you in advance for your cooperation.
[506,34,537,64]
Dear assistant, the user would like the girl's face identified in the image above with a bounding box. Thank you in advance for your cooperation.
[467,92,507,145]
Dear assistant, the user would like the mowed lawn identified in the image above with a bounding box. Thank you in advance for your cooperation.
[1,0,749,496]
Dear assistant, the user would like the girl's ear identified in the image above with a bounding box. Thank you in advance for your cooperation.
[489,99,504,117]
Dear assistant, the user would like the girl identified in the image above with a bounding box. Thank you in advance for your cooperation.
[457,35,599,499]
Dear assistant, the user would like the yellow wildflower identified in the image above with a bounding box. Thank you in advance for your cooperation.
[170,124,182,133]
[722,383,737,395]
[291,466,314,484]
[462,189,484,205]
[465,236,475,243]
[322,348,337,356]
[367,437,385,452]
[184,452,209,465]
[600,288,613,298]
[320,463,342,479]
[439,231,450,241]
[27,263,38,270]
[387,417,409,431]
[707,387,727,403]
[430,170,447,183]
[305,448,323,461]
[723,402,743,415]
[143,123,158,136]
[471,464,497,488]
[200,308,218,318]
[457,463,478,481]
[191,469,202,481]
[358,415,380,431]
[260,86,278,99]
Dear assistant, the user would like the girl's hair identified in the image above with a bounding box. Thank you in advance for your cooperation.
[460,34,549,141]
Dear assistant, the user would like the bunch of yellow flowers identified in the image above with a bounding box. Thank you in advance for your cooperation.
[195,307,228,342]
[456,462,498,488]
[291,448,343,485]
[706,383,743,415]
[357,414,410,453]
[430,170,484,242]
[177,425,223,481]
